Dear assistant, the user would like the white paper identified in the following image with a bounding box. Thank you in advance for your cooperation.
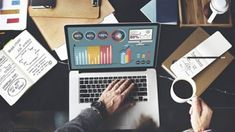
[0,0,28,30]
[3,30,57,82]
[170,31,232,78]
[55,43,68,61]
[0,30,57,105]
[140,0,156,22]
[0,51,33,106]
[101,13,119,24]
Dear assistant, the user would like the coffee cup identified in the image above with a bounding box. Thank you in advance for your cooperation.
[170,77,197,104]
[207,0,229,23]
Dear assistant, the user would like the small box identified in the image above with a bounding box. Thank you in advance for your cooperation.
[178,0,232,27]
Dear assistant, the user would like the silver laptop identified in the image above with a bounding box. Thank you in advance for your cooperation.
[65,23,160,129]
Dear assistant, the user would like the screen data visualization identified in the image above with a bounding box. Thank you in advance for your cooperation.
[65,23,159,70]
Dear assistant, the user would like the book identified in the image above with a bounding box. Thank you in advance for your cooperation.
[157,0,178,24]
[0,30,57,106]
[0,0,28,30]
[161,28,234,96]
[30,0,56,9]
[140,0,178,24]
[29,0,100,18]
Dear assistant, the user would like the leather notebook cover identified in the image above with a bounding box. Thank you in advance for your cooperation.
[29,0,100,18]
[161,27,234,96]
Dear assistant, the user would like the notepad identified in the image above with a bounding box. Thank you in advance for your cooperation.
[161,28,234,96]
[170,31,232,78]
[0,30,57,105]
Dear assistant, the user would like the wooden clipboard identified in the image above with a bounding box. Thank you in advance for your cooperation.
[30,0,114,50]
[29,0,100,18]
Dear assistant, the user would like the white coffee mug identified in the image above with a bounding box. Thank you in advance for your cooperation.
[170,77,197,104]
[207,0,229,23]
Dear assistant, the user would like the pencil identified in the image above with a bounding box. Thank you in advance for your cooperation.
[186,56,226,59]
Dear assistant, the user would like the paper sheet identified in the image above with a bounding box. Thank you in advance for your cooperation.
[170,32,232,78]
[0,0,28,30]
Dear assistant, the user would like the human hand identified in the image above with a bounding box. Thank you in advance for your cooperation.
[99,79,135,115]
[189,97,213,132]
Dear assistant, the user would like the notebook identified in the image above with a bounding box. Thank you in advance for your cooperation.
[65,23,161,129]
[161,28,234,96]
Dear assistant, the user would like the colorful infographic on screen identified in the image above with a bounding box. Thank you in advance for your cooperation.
[66,24,159,70]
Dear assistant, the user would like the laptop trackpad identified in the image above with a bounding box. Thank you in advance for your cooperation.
[99,102,158,130]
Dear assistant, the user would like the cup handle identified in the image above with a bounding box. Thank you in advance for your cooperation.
[187,100,192,105]
[207,11,217,23]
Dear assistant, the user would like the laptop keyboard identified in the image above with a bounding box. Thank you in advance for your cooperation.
[79,76,148,103]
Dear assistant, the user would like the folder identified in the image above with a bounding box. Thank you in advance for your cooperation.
[161,28,234,96]
[30,0,114,50]
[29,0,100,18]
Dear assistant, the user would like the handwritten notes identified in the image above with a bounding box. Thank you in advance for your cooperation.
[0,30,57,105]
[170,32,232,78]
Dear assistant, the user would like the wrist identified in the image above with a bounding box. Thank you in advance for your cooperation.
[91,100,108,119]
[183,128,212,132]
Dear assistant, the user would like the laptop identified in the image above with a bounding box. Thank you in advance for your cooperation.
[65,23,160,129]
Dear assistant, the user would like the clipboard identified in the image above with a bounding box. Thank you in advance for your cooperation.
[29,0,100,18]
[30,0,114,50]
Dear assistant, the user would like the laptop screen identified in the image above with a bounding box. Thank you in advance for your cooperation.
[65,23,160,70]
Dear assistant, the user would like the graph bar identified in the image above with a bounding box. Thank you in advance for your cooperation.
[12,0,20,5]
[126,48,131,63]
[0,9,20,14]
[110,45,112,64]
[121,51,126,64]
[7,18,19,23]
[73,45,112,65]
[87,46,100,65]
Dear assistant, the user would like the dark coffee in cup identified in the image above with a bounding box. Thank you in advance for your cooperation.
[173,80,193,99]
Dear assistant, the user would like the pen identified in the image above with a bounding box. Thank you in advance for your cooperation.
[186,56,226,59]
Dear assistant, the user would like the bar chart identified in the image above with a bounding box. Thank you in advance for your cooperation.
[74,45,112,65]
[120,48,132,64]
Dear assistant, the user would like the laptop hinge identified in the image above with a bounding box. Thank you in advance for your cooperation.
[77,68,149,73]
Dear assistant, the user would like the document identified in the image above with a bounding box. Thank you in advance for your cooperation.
[0,30,57,106]
[0,0,28,30]
[170,31,232,78]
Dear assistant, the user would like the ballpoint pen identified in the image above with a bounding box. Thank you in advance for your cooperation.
[186,56,226,59]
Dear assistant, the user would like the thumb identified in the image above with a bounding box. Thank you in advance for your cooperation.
[191,97,202,117]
